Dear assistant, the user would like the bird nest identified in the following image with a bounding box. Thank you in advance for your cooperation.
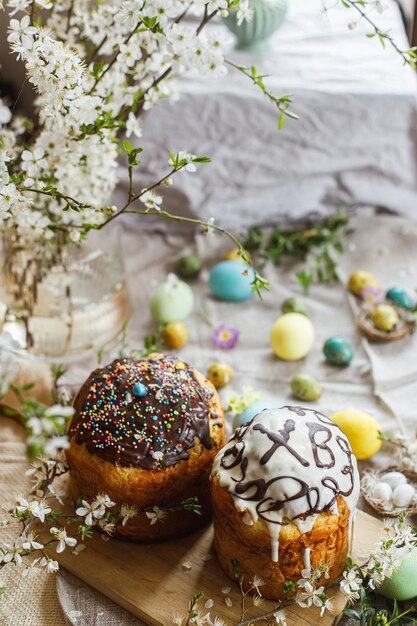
[355,303,415,343]
[361,466,417,517]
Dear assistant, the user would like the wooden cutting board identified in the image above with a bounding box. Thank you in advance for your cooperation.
[47,500,384,626]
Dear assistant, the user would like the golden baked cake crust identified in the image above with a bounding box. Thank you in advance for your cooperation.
[210,406,359,599]
[66,353,225,541]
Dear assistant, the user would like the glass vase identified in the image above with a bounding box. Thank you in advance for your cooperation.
[0,226,131,362]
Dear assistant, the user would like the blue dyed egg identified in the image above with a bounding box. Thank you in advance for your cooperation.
[150,274,194,324]
[132,383,147,397]
[386,287,414,310]
[232,401,276,430]
[209,261,255,302]
[323,336,353,366]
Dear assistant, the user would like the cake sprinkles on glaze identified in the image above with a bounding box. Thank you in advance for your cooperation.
[211,406,360,562]
[69,355,216,470]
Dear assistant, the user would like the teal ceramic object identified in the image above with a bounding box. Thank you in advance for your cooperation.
[232,401,276,430]
[225,0,288,52]
[378,548,417,601]
[209,261,255,302]
[323,336,353,366]
[386,286,414,310]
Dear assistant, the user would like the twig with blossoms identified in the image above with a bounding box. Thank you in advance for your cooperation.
[340,515,417,625]
[123,207,270,297]
[337,0,417,69]
[0,449,203,594]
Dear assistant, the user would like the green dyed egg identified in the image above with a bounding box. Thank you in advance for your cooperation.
[175,255,202,279]
[323,336,353,366]
[290,374,322,401]
[378,547,417,601]
[386,286,414,310]
[281,297,309,317]
[150,274,194,324]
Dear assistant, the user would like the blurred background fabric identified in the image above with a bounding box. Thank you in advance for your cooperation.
[117,0,417,231]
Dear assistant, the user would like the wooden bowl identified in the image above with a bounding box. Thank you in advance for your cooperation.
[361,466,417,517]
[355,303,415,343]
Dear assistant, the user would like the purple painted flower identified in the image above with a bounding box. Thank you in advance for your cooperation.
[212,324,239,349]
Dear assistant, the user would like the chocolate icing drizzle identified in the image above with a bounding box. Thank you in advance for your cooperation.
[69,355,216,470]
[215,405,358,525]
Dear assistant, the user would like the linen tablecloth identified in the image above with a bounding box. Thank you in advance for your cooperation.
[122,0,417,231]
[2,213,417,625]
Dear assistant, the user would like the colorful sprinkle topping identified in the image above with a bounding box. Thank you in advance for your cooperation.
[69,355,215,471]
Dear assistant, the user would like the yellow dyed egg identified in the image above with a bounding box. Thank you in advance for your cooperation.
[270,313,315,361]
[207,362,234,389]
[224,247,250,263]
[348,270,381,296]
[370,304,399,332]
[329,409,382,460]
[162,322,188,349]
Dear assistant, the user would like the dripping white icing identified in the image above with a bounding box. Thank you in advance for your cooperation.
[211,406,360,562]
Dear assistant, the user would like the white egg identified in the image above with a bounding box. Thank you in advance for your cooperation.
[392,483,415,508]
[382,471,407,489]
[372,481,393,503]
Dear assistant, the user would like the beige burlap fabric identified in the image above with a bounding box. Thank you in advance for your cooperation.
[0,417,66,626]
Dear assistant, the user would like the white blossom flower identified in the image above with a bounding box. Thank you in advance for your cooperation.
[50,527,77,553]
[202,216,216,235]
[140,190,163,211]
[93,494,116,510]
[273,611,287,626]
[145,505,167,525]
[120,503,139,525]
[236,0,254,25]
[144,0,178,27]
[296,581,325,609]
[98,519,116,535]
[39,556,59,573]
[340,569,361,601]
[15,497,51,522]
[173,614,185,625]
[76,499,106,526]
[1,541,23,565]
[20,532,43,551]
[44,436,70,458]
[7,15,37,46]
[120,41,142,68]
[7,0,31,16]
[250,574,265,593]
[0,102,12,126]
[190,612,208,625]
[22,558,42,577]
[114,0,143,29]
[317,595,333,616]
[125,112,143,138]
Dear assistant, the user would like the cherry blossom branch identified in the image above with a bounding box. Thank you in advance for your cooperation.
[88,20,142,94]
[225,60,298,128]
[339,0,417,68]
[123,207,269,297]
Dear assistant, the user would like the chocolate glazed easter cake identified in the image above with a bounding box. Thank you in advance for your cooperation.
[210,406,360,599]
[66,353,225,541]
